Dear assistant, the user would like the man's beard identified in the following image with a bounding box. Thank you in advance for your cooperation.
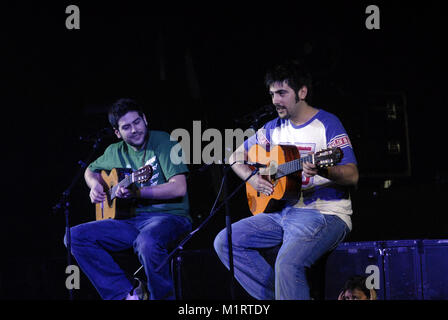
[276,105,290,119]
[128,130,148,149]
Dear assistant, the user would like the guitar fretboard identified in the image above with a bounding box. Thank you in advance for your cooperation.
[110,174,132,200]
[275,154,313,179]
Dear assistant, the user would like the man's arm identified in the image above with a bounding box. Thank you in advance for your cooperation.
[85,167,107,203]
[115,173,187,200]
[303,162,359,186]
[136,174,187,200]
[87,165,187,201]
[325,163,359,186]
[228,144,274,196]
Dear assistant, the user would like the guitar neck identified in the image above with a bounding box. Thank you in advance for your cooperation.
[110,174,133,200]
[276,154,313,179]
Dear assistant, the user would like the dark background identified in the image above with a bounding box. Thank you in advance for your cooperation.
[1,1,447,299]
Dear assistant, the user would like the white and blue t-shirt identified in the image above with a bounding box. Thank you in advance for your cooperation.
[244,109,357,230]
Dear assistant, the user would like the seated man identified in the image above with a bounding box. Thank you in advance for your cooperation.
[214,60,358,300]
[65,98,192,300]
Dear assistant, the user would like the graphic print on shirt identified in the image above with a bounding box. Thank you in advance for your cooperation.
[294,143,316,188]
[144,156,159,186]
[255,128,270,147]
[328,133,352,149]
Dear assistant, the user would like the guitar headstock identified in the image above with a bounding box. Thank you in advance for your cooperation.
[314,148,343,168]
[133,165,153,183]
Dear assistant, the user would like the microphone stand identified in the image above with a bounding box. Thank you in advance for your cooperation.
[221,163,235,299]
[155,107,275,298]
[52,131,106,300]
[154,164,260,299]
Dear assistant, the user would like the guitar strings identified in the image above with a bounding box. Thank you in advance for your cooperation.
[276,154,312,179]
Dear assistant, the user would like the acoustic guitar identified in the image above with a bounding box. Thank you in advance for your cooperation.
[95,165,153,220]
[246,144,342,215]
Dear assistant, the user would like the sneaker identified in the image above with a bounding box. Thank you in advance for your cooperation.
[127,278,149,300]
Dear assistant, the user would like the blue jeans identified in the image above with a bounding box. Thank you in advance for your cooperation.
[65,212,192,300]
[214,207,349,300]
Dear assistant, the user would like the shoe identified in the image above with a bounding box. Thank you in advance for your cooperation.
[129,278,149,300]
[128,278,149,300]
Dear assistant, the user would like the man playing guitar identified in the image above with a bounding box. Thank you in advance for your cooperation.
[66,98,192,300]
[214,60,359,300]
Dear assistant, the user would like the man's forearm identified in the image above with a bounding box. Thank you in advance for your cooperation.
[231,163,255,181]
[229,147,253,181]
[84,167,102,189]
[137,175,187,200]
[324,163,359,186]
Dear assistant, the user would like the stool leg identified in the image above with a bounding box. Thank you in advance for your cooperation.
[171,254,183,300]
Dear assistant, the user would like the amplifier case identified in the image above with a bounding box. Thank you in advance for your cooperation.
[324,241,385,300]
[325,239,448,300]
[421,239,448,300]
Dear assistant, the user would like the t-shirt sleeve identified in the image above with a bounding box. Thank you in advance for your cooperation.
[88,145,118,172]
[325,114,357,166]
[156,132,189,181]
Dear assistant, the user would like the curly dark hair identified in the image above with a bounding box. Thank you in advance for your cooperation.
[264,59,313,103]
[108,98,145,129]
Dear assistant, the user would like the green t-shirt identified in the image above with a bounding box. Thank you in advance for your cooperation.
[88,130,190,221]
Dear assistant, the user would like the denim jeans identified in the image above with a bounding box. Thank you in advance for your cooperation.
[65,212,192,300]
[214,207,349,300]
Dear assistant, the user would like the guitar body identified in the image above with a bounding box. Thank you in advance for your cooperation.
[246,144,302,215]
[95,168,135,221]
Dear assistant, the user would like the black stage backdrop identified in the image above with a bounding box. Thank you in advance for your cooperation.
[1,1,447,302]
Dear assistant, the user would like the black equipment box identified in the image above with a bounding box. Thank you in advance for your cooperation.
[325,239,448,300]
[421,239,448,299]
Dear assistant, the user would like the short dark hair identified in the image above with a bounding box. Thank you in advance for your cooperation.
[342,275,372,299]
[264,59,313,102]
[108,98,145,129]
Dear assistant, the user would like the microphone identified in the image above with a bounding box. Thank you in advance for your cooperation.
[259,104,277,117]
[235,104,276,124]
